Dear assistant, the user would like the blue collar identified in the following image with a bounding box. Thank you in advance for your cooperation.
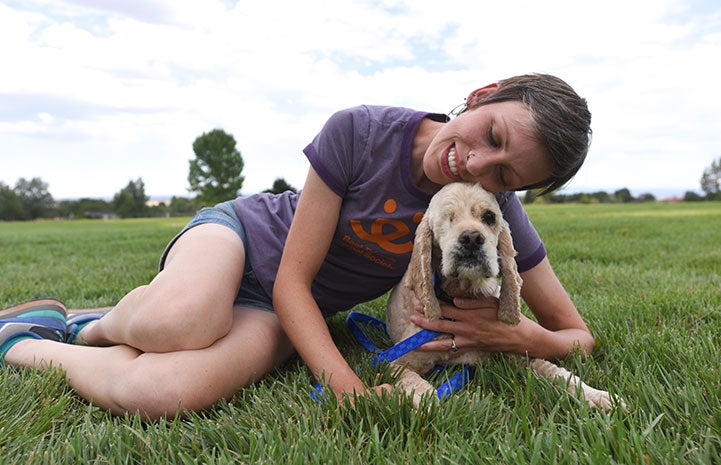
[432,272,454,304]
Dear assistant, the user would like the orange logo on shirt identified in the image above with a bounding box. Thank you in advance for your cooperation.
[350,199,424,254]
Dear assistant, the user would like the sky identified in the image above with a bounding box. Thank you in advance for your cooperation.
[1,0,720,200]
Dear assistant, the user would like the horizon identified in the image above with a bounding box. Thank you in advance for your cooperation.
[49,185,702,203]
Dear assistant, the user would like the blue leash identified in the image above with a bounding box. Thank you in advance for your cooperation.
[311,311,472,401]
[346,312,441,366]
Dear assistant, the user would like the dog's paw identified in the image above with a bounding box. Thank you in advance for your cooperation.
[396,373,437,409]
[410,390,426,409]
[582,386,628,412]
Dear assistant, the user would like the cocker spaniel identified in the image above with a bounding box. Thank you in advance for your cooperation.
[385,182,625,410]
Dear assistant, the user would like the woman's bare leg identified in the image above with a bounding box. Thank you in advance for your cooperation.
[80,223,246,352]
[5,306,294,419]
[2,220,294,419]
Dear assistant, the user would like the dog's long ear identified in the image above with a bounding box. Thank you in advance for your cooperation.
[408,215,442,321]
[496,220,522,325]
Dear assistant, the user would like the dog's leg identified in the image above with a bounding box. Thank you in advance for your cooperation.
[529,359,627,411]
[391,362,437,408]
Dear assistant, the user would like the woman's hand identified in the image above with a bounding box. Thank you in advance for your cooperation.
[409,259,596,360]
[409,296,534,354]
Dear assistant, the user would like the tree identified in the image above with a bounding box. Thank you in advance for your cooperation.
[56,198,113,219]
[188,129,245,205]
[683,191,704,202]
[522,190,536,204]
[169,196,197,217]
[14,177,54,220]
[614,188,633,203]
[113,178,149,218]
[700,157,720,199]
[263,177,297,194]
[0,182,24,220]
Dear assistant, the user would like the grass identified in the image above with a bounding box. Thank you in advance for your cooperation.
[1,202,720,464]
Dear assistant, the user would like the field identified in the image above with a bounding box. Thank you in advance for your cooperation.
[1,202,720,464]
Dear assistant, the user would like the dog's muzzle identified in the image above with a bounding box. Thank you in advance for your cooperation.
[453,230,494,276]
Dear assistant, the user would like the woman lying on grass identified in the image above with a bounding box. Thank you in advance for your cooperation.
[0,73,594,420]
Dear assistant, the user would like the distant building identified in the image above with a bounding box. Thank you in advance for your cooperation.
[146,199,171,208]
[84,210,119,220]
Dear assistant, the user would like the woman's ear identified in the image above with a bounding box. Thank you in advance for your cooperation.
[466,83,499,109]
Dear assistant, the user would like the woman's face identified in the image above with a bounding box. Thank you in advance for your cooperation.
[423,100,552,193]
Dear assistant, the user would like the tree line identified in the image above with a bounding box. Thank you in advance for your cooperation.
[1,129,298,221]
[523,187,655,204]
[525,157,721,204]
[0,129,296,221]
[2,131,719,220]
[0,176,297,221]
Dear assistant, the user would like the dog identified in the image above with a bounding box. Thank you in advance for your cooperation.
[385,182,625,410]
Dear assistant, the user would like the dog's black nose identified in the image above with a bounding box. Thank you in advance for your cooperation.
[459,230,483,248]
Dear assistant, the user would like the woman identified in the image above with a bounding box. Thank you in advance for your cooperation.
[0,73,593,419]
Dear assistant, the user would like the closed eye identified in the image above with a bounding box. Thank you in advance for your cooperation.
[487,124,500,149]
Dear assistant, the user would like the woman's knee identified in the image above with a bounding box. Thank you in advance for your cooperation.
[127,292,234,351]
[122,225,245,351]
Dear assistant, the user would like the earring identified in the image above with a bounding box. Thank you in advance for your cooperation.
[448,99,467,117]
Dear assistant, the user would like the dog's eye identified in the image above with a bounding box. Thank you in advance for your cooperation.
[447,211,455,222]
[481,210,496,226]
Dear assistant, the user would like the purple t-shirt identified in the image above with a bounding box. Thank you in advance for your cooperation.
[234,105,546,316]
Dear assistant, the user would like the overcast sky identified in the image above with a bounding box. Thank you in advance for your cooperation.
[1,0,719,200]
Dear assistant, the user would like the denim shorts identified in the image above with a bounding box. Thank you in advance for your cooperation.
[158,200,274,312]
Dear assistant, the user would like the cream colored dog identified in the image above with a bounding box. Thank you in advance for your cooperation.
[386,183,624,410]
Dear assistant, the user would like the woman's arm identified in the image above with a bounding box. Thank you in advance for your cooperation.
[273,168,390,400]
[411,256,595,359]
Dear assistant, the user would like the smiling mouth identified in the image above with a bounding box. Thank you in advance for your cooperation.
[446,146,461,178]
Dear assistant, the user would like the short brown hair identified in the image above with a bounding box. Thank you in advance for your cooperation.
[466,73,592,195]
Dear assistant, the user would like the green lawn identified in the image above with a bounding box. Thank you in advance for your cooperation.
[1,202,720,464]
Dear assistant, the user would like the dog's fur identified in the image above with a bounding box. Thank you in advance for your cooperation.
[386,183,624,409]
